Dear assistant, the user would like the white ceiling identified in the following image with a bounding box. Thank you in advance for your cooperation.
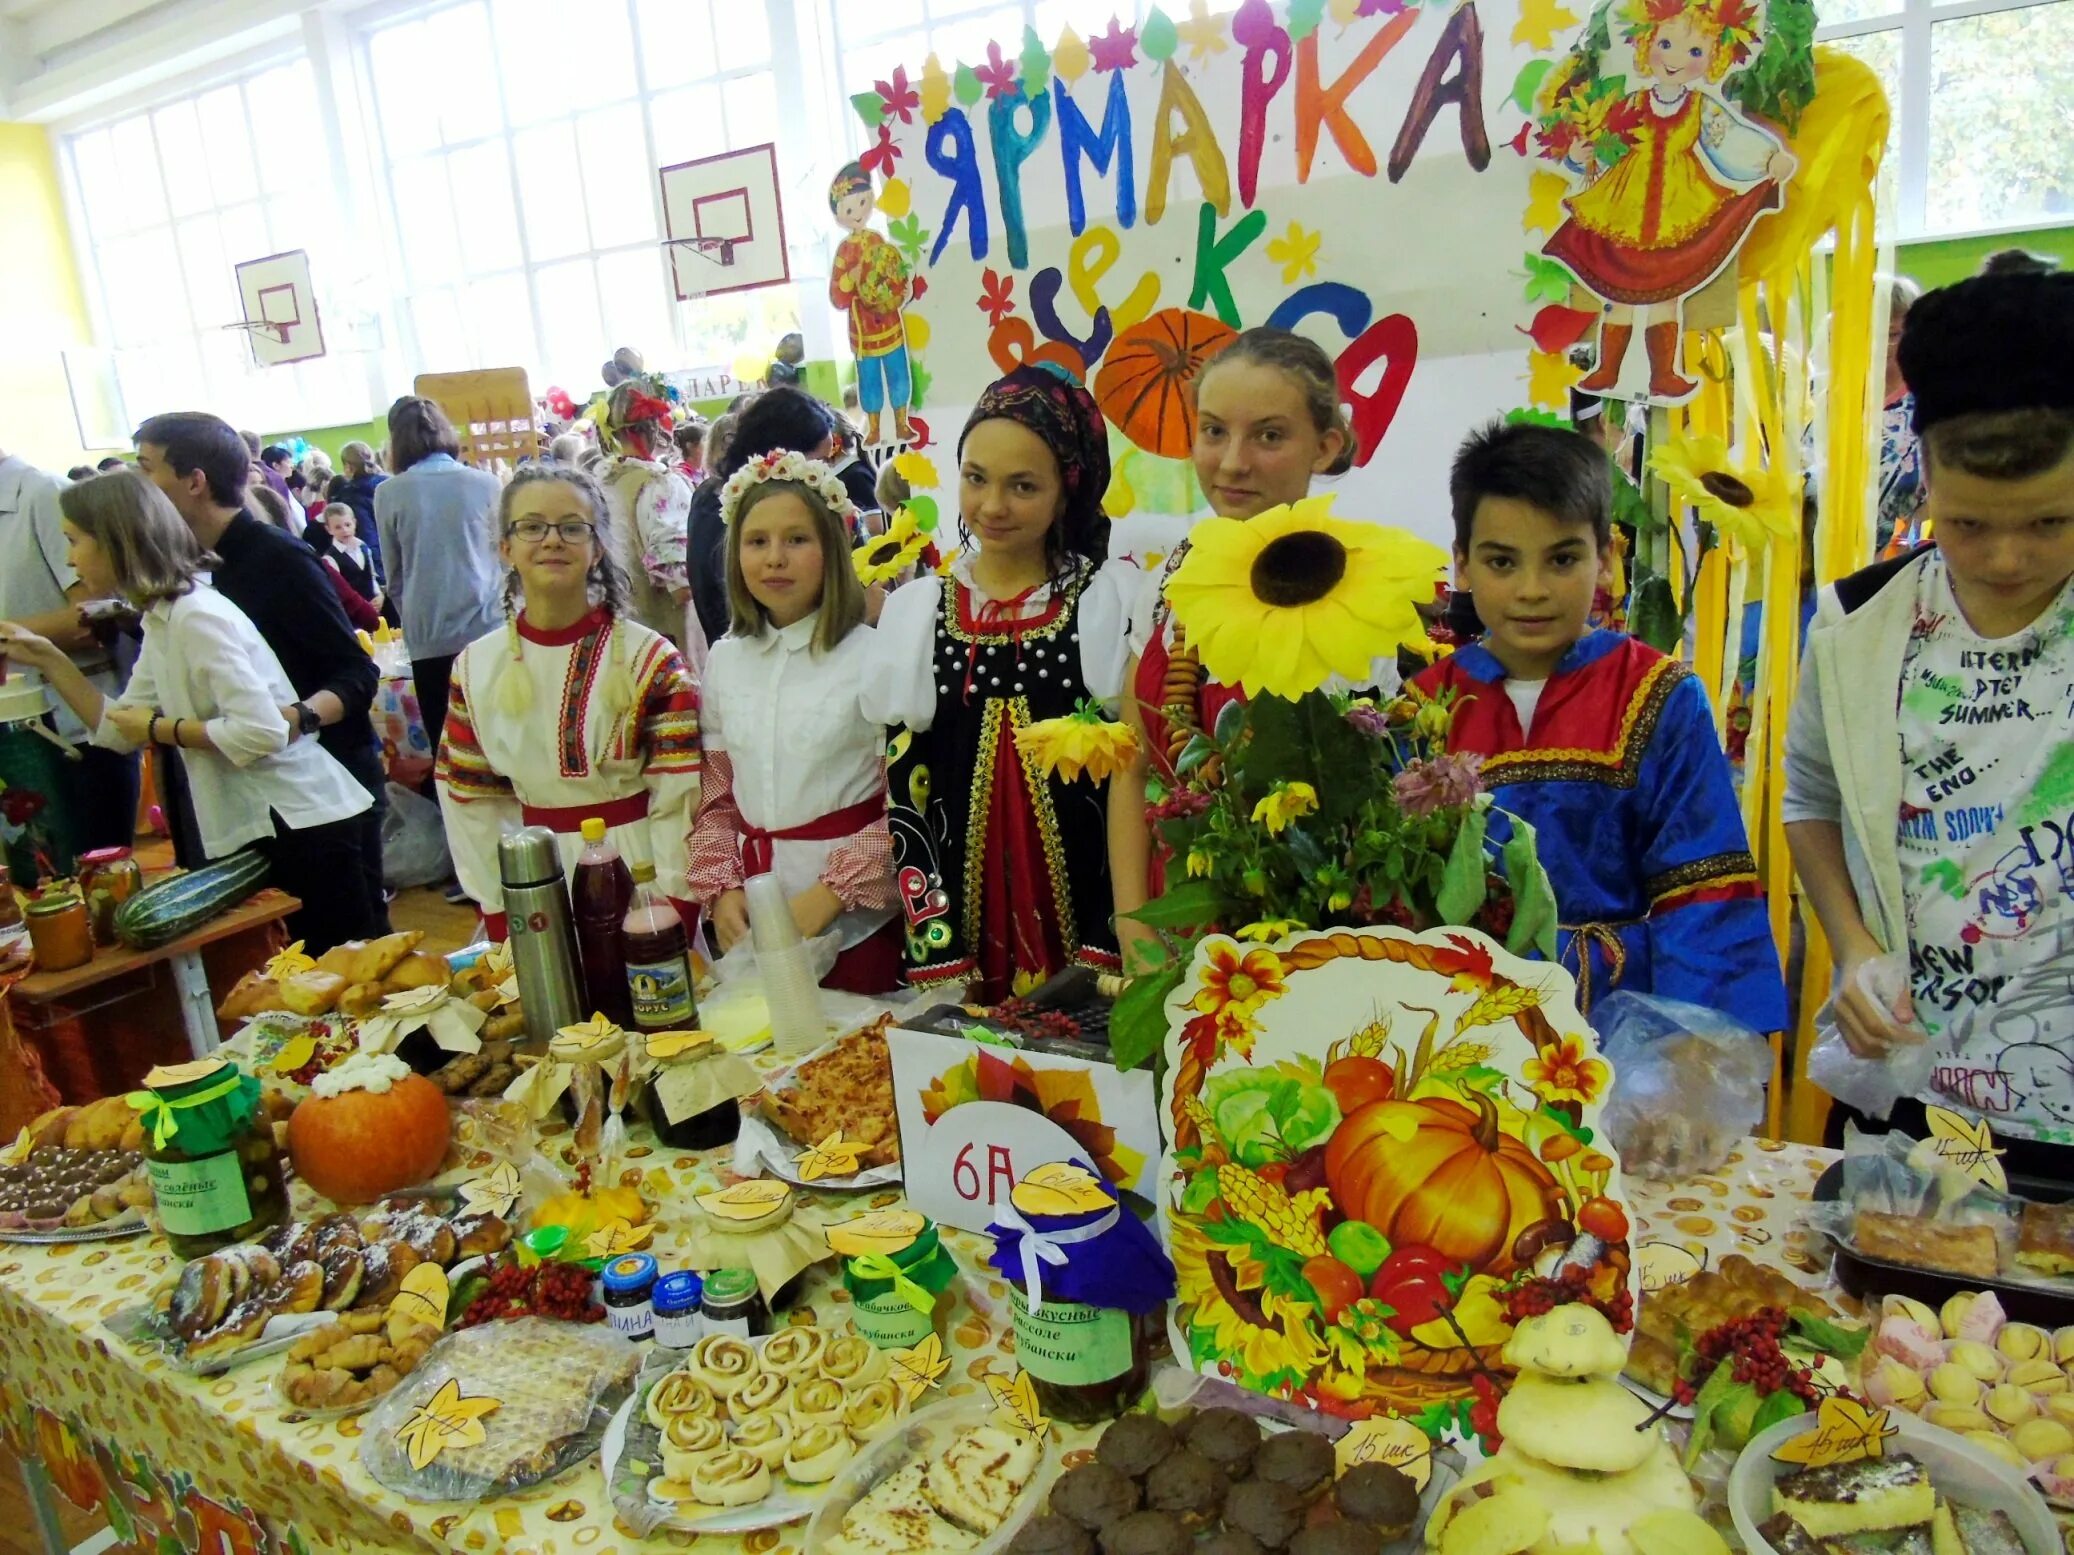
[0,0,306,122]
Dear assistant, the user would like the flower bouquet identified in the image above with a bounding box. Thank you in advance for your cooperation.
[1100,496,1561,1073]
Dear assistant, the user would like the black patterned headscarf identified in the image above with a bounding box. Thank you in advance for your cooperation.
[958,362,1111,569]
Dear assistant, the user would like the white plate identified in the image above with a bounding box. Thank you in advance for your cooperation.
[732,1114,901,1192]
[0,1213,150,1244]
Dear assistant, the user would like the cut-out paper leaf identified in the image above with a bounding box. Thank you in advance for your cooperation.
[1335,1415,1434,1490]
[1090,19,1139,71]
[975,41,1020,100]
[889,1332,951,1404]
[978,268,1017,325]
[1524,170,1569,235]
[920,55,952,122]
[1521,253,1576,306]
[794,1130,868,1182]
[985,1369,1053,1441]
[389,1261,450,1333]
[1527,348,1585,409]
[1265,221,1322,285]
[396,1379,501,1471]
[893,450,939,487]
[875,66,920,124]
[268,1034,318,1076]
[1922,1105,2007,1192]
[850,91,887,128]
[877,177,912,220]
[1020,27,1051,95]
[907,494,941,532]
[952,62,984,106]
[1520,303,1598,355]
[0,1128,31,1167]
[1510,59,1555,114]
[265,939,316,979]
[1140,7,1179,61]
[1512,0,1581,52]
[1010,1161,1115,1217]
[826,1208,927,1257]
[1177,0,1229,59]
[1771,1396,1898,1467]
[1053,26,1091,83]
[459,1161,522,1219]
[699,1179,793,1222]
[585,1219,656,1258]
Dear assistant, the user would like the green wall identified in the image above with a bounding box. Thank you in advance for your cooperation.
[1894,223,2074,289]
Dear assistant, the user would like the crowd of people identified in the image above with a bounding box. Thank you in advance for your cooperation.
[1,260,2069,1167]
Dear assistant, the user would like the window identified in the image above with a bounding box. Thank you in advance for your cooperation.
[359,0,799,391]
[62,60,366,436]
[1820,0,2073,239]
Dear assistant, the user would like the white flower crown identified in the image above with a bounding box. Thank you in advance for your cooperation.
[718,449,860,529]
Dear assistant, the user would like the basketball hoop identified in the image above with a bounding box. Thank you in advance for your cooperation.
[221,319,293,344]
[660,235,738,268]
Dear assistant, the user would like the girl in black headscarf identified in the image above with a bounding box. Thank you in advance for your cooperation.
[861,364,1138,1001]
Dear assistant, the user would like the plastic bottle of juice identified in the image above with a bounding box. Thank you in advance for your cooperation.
[622,862,697,1031]
[570,817,634,1026]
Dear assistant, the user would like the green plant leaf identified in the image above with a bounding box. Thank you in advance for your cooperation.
[1750,1387,1808,1437]
[1789,1311,1870,1362]
[1110,960,1186,1071]
[1611,466,1659,533]
[1213,697,1247,747]
[1499,813,1560,962]
[1175,734,1216,776]
[1122,878,1226,931]
[1510,58,1553,114]
[1682,1361,1746,1468]
[1436,809,1489,924]
[1629,570,1681,653]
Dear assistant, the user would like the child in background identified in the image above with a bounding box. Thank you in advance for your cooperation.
[1416,420,1787,1027]
[863,364,1137,1000]
[316,502,383,612]
[1110,328,1390,970]
[671,420,707,485]
[435,465,701,942]
[1786,272,2074,1167]
[598,381,695,646]
[686,452,900,993]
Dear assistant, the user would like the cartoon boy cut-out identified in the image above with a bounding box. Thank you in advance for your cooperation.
[827,162,915,447]
[1539,0,1796,403]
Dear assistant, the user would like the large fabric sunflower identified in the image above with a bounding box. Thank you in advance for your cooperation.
[1163,496,1448,700]
[1649,433,1800,550]
[1014,703,1140,783]
[852,506,928,585]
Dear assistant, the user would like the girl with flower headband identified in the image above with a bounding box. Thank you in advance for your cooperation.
[861,363,1139,1000]
[684,452,902,992]
[1541,0,1795,400]
[598,378,702,660]
[435,464,701,942]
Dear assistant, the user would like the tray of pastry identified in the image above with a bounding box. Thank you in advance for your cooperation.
[0,1098,154,1242]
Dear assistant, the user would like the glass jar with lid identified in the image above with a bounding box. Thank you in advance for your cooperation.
[24,886,92,972]
[77,847,142,946]
[129,1058,289,1257]
[834,1210,960,1350]
[641,1029,758,1152]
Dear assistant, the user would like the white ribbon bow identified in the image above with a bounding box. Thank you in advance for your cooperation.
[990,1199,1120,1314]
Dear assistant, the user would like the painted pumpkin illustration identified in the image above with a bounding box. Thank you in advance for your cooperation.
[1094,308,1237,457]
[1323,1091,1565,1277]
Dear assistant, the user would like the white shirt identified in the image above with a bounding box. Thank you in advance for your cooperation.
[1895,554,2074,1143]
[701,612,892,949]
[1505,678,1547,733]
[93,588,371,856]
[0,455,114,738]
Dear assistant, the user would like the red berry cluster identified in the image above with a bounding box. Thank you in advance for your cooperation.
[459,1257,603,1327]
[991,998,1082,1044]
[1673,1307,1820,1407]
[1468,1372,1504,1455]
[281,1022,356,1086]
[1502,1266,1635,1333]
[1146,789,1213,823]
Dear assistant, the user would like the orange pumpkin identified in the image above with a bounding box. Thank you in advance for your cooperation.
[286,1071,451,1205]
[1323,1092,1564,1278]
[1093,308,1238,457]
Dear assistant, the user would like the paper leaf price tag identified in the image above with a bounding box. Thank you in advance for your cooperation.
[825,1208,926,1258]
[396,1378,502,1470]
[458,1162,522,1220]
[1635,1241,1706,1294]
[1,1127,32,1167]
[586,1219,656,1258]
[1923,1106,2007,1193]
[1010,1161,1113,1218]
[794,1130,867,1182]
[645,1030,713,1062]
[1335,1416,1433,1491]
[698,1179,793,1223]
[389,1262,450,1333]
[264,939,317,979]
[267,1034,318,1077]
[888,1333,951,1405]
[1771,1397,1898,1467]
[984,1370,1051,1443]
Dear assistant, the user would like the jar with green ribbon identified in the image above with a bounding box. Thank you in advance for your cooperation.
[835,1211,960,1351]
[128,1058,288,1257]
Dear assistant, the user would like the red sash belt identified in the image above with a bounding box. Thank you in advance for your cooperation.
[742,796,885,878]
[520,791,651,832]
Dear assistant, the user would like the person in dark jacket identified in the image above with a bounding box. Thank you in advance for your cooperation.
[327,440,388,580]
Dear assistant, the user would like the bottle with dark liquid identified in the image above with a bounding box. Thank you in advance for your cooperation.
[622,862,697,1032]
[570,817,634,1025]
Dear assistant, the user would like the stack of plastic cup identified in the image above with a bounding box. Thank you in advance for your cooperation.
[745,871,827,1060]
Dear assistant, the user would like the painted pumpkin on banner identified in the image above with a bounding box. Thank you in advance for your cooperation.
[1324,1091,1564,1277]
[1094,308,1237,457]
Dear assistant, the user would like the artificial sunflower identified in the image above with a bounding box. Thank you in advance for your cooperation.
[1649,433,1800,550]
[1014,701,1141,783]
[1251,781,1318,835]
[852,507,928,585]
[1163,496,1448,699]
[1522,1032,1613,1107]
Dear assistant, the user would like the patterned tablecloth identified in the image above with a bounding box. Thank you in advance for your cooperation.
[0,1137,1843,1555]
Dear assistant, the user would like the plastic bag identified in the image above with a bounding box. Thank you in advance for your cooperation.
[1804,952,1935,1122]
[381,781,452,889]
[359,1319,639,1502]
[1593,990,1771,1180]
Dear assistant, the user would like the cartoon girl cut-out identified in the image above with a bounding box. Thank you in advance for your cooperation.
[1539,0,1796,402]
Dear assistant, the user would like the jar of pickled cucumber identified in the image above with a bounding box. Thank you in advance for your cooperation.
[129,1058,288,1257]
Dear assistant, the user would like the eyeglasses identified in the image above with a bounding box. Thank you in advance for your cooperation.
[507,519,597,544]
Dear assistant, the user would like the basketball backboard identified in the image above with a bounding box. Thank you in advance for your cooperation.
[659,143,790,302]
[231,249,324,366]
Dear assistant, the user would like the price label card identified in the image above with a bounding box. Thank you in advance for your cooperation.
[887,1028,1160,1236]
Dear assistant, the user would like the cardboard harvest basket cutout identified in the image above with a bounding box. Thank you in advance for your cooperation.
[1159,925,1633,1449]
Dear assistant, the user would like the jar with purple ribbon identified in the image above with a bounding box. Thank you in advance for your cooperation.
[987,1162,1175,1424]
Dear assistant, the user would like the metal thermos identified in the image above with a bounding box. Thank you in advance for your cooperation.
[499,826,582,1045]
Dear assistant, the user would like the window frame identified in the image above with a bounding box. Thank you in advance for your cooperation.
[1818,0,2070,242]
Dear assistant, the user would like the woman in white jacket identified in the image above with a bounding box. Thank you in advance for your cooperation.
[0,470,378,952]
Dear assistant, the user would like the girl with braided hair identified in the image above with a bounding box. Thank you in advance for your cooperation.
[862,364,1139,1000]
[599,378,697,649]
[435,464,701,942]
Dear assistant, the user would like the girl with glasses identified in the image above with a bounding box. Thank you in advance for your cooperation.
[434,465,702,941]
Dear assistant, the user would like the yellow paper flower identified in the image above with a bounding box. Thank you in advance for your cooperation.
[1252,781,1318,835]
[1163,496,1448,699]
[931,546,960,577]
[1649,433,1800,550]
[1236,918,1310,943]
[1522,1033,1612,1106]
[853,507,928,585]
[1014,705,1140,784]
